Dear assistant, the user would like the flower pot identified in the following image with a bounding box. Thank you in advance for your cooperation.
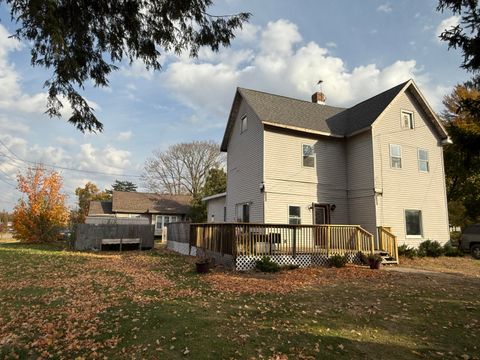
[195,261,210,273]
[369,259,382,269]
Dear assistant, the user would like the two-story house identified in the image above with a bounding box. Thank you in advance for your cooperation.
[204,79,451,247]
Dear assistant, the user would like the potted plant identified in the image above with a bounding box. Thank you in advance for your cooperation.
[195,253,212,273]
[367,254,383,269]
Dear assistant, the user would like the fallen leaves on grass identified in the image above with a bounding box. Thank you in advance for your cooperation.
[204,265,391,294]
[0,249,192,359]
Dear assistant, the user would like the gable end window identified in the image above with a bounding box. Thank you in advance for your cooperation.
[401,110,414,129]
[418,149,429,172]
[240,115,247,133]
[288,206,301,225]
[302,144,315,168]
[389,144,402,169]
[405,210,422,237]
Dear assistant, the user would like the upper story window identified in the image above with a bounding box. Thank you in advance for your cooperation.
[390,144,402,169]
[418,149,429,172]
[240,115,248,133]
[302,144,315,167]
[401,110,414,129]
[288,206,301,225]
[235,203,250,222]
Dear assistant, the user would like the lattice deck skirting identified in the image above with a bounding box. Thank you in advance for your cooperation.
[236,252,362,271]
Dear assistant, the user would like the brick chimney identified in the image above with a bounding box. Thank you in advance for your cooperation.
[311,91,326,105]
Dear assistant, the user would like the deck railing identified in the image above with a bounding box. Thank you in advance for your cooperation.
[377,226,399,263]
[190,223,374,258]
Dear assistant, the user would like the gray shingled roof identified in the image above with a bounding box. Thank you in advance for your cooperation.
[238,80,409,137]
[238,88,346,135]
[112,191,192,214]
[88,201,113,216]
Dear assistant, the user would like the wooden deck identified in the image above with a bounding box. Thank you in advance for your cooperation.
[188,223,398,261]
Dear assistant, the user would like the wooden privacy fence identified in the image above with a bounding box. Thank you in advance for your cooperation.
[189,223,374,258]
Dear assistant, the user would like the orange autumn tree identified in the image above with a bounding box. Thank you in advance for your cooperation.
[12,165,69,243]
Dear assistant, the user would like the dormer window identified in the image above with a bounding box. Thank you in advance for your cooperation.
[401,110,414,129]
[240,115,247,133]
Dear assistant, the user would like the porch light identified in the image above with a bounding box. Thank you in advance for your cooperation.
[330,204,336,211]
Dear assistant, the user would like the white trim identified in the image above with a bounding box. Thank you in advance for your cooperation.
[301,143,316,168]
[417,148,429,173]
[404,209,423,237]
[202,192,227,202]
[389,144,402,169]
[262,121,343,138]
[287,204,302,225]
[400,109,414,129]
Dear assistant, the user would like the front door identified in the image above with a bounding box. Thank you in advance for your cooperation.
[313,204,330,247]
[313,204,330,225]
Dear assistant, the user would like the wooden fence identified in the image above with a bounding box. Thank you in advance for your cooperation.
[189,223,374,258]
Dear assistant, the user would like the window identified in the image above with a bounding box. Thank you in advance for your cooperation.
[401,110,414,129]
[390,144,402,169]
[240,115,247,133]
[288,206,301,225]
[302,144,315,167]
[235,203,250,222]
[405,210,422,236]
[155,215,178,229]
[418,149,429,172]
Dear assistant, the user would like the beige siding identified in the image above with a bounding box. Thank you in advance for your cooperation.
[372,89,450,246]
[206,196,226,222]
[225,99,264,222]
[345,131,377,236]
[263,127,348,225]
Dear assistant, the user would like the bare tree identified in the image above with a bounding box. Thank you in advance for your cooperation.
[142,141,225,197]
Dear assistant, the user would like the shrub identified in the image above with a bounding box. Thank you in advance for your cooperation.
[398,244,418,259]
[282,264,300,270]
[418,240,444,257]
[443,241,463,257]
[329,254,348,268]
[357,251,369,265]
[255,256,280,273]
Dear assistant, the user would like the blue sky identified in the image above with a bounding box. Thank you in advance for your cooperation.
[0,0,468,210]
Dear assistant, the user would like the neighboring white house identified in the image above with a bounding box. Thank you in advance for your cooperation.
[88,191,191,238]
[204,79,451,247]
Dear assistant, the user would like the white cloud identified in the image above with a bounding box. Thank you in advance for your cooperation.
[435,16,460,41]
[159,19,445,116]
[326,42,337,48]
[56,137,77,146]
[0,24,100,119]
[377,3,392,13]
[236,23,260,43]
[0,116,29,133]
[117,131,133,141]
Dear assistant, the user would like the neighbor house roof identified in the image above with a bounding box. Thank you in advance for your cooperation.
[112,191,192,214]
[221,79,449,151]
[202,192,227,202]
[88,201,113,216]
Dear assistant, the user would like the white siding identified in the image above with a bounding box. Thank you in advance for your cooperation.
[263,127,348,225]
[346,131,377,236]
[206,196,226,222]
[225,99,264,222]
[372,89,450,246]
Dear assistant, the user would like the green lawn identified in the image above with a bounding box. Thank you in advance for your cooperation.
[0,242,479,359]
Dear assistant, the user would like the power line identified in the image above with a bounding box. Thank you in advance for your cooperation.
[0,139,142,178]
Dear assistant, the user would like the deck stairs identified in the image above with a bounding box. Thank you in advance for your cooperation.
[374,250,398,264]
[376,226,399,264]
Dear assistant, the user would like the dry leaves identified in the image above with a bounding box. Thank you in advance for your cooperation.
[204,265,391,294]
